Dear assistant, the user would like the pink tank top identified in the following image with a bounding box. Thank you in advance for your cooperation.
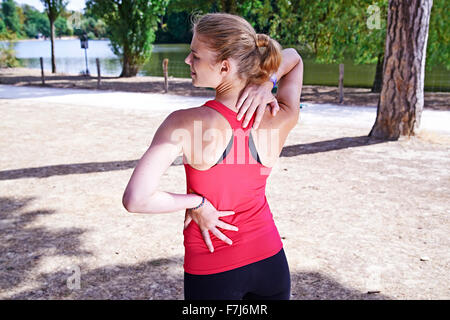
[183,99,283,275]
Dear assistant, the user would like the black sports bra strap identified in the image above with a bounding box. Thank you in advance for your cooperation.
[215,133,234,165]
[213,131,262,166]
[248,130,262,164]
[203,100,261,166]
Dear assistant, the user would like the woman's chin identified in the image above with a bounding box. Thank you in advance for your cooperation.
[190,79,212,89]
[191,80,204,88]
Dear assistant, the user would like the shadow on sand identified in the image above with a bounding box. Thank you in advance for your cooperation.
[0,136,387,181]
[1,196,390,300]
[280,135,386,157]
[0,196,92,293]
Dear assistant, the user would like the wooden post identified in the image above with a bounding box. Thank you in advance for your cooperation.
[338,63,344,104]
[96,58,101,88]
[163,58,169,93]
[39,57,45,85]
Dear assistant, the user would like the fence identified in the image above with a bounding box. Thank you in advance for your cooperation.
[148,58,449,93]
[34,55,450,93]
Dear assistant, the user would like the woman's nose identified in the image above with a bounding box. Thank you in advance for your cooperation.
[184,53,191,65]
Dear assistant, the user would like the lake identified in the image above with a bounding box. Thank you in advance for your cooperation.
[8,39,191,78]
[3,39,448,91]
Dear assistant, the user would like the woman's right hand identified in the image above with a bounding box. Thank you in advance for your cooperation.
[235,81,280,129]
[183,198,238,253]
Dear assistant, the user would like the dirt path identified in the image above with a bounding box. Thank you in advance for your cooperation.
[0,86,449,300]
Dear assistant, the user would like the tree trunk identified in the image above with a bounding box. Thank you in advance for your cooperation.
[369,0,433,140]
[50,19,56,73]
[119,53,139,77]
[371,53,384,93]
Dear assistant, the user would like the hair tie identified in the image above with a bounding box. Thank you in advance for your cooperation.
[256,34,270,48]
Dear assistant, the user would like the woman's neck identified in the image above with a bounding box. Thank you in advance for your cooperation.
[214,79,247,113]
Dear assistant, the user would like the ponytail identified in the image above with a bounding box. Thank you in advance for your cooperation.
[254,34,282,85]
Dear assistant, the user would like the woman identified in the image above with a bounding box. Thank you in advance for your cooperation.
[122,12,303,300]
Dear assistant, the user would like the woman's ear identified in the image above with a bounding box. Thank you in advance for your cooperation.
[220,59,232,76]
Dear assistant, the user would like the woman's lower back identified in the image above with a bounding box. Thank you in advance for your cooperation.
[183,200,283,275]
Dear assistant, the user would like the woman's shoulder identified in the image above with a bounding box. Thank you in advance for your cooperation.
[163,105,220,131]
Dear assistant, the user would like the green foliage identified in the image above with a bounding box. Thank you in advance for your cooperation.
[166,0,219,15]
[236,0,446,71]
[239,0,270,34]
[20,5,48,38]
[427,0,449,70]
[155,10,192,43]
[0,40,21,67]
[55,16,69,36]
[154,0,227,43]
[40,0,68,21]
[269,0,445,71]
[66,9,109,39]
[77,16,107,38]
[0,0,446,76]
[0,1,109,40]
[1,0,22,35]
[0,11,6,35]
[86,0,169,76]
[255,0,387,65]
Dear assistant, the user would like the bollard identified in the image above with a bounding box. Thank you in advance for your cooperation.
[338,63,344,104]
[96,58,101,88]
[40,57,45,85]
[163,58,169,93]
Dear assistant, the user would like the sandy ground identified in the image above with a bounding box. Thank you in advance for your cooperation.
[0,84,449,300]
[1,67,449,110]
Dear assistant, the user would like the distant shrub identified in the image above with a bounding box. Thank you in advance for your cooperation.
[0,41,21,67]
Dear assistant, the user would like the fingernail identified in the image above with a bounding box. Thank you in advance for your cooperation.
[210,249,214,253]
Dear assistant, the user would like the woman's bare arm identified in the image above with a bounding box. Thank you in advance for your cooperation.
[122,109,239,249]
[274,48,303,117]
[122,110,203,213]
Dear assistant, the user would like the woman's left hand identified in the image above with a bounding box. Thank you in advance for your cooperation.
[184,198,238,253]
[236,81,280,129]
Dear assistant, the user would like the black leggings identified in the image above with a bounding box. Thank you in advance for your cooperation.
[184,248,290,300]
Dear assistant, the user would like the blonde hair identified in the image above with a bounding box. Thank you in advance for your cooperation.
[191,12,282,85]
